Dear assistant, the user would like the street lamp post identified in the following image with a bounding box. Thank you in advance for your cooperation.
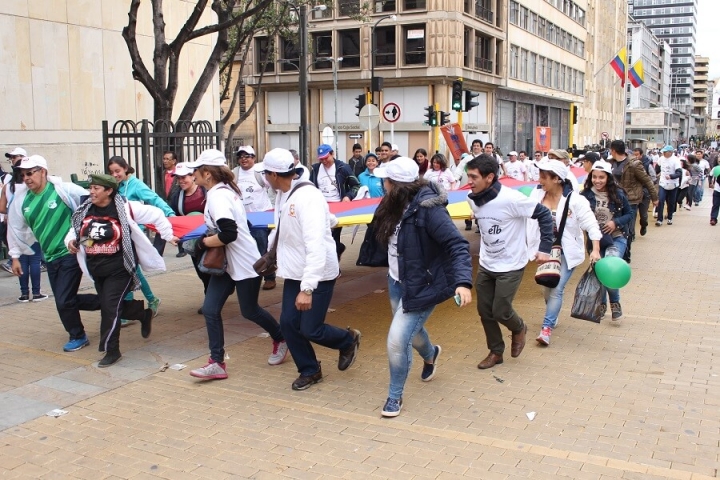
[317,57,343,153]
[370,14,396,105]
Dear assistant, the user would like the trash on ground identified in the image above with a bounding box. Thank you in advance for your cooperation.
[257,332,270,338]
[374,289,385,294]
[327,308,336,313]
[526,412,537,421]
[169,364,186,371]
[46,409,68,418]
[159,363,169,372]
[493,375,504,383]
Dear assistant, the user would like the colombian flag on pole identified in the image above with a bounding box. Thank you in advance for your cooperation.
[610,47,627,87]
[629,60,645,88]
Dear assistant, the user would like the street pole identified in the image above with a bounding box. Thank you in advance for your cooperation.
[333,59,340,153]
[299,4,309,167]
[370,15,396,105]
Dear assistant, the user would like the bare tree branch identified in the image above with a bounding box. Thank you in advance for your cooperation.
[186,0,275,43]
[169,0,212,55]
[121,0,164,102]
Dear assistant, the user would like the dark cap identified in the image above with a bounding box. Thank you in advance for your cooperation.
[89,174,118,190]
[583,152,601,163]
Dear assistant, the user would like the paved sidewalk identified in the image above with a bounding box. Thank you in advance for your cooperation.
[0,199,719,479]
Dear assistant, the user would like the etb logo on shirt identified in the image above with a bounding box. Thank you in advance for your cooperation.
[488,225,502,235]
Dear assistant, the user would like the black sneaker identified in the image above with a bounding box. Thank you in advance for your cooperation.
[176,251,187,258]
[292,367,323,391]
[640,225,647,236]
[98,351,122,368]
[140,308,153,338]
[421,345,442,382]
[338,328,361,371]
[17,295,30,303]
[32,293,48,302]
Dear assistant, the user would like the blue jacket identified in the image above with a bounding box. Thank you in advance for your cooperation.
[358,169,384,198]
[393,183,472,312]
[580,187,633,236]
[118,176,175,217]
[310,160,360,200]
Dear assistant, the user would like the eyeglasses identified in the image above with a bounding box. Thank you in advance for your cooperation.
[534,154,542,157]
[21,168,41,178]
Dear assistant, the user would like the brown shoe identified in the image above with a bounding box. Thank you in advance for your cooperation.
[291,367,323,391]
[338,328,361,371]
[262,280,276,290]
[510,324,528,358]
[477,352,504,369]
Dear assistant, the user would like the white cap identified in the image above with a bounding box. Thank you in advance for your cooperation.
[185,149,227,168]
[236,145,256,156]
[391,143,399,152]
[173,163,194,176]
[254,148,303,175]
[5,147,27,158]
[534,159,567,180]
[592,160,613,174]
[508,151,518,157]
[17,155,48,170]
[373,157,419,183]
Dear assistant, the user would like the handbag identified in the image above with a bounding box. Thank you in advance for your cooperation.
[253,182,313,276]
[197,227,227,276]
[534,192,571,288]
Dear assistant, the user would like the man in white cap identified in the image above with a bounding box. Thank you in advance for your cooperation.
[0,148,28,273]
[504,151,527,181]
[655,145,682,226]
[261,148,361,391]
[7,155,101,352]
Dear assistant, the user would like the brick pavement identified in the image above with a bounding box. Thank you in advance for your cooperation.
[0,199,719,479]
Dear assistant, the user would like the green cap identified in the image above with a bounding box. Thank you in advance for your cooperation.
[89,173,118,190]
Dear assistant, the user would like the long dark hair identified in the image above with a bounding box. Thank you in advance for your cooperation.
[430,153,448,171]
[108,156,135,174]
[197,165,242,196]
[413,148,429,176]
[374,179,428,244]
[584,170,622,207]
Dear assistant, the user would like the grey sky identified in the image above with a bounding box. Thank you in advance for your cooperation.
[697,0,719,80]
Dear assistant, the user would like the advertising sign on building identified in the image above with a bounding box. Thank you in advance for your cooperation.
[535,127,552,153]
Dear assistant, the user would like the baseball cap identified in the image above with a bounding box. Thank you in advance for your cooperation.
[254,148,304,175]
[548,149,570,161]
[592,160,613,174]
[185,149,227,168]
[661,145,674,153]
[508,151,518,157]
[583,152,601,163]
[236,145,255,157]
[17,155,48,170]
[172,163,194,176]
[89,173,119,190]
[534,159,568,180]
[5,147,27,158]
[317,144,333,159]
[373,157,419,183]
[391,144,399,152]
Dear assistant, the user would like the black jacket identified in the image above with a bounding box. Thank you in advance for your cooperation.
[310,160,360,200]
[167,186,207,216]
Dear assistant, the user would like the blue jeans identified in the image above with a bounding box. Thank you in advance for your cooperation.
[601,236,627,304]
[202,274,282,364]
[387,278,436,400]
[46,254,101,340]
[657,187,677,222]
[124,267,156,303]
[542,254,574,329]
[19,242,42,296]
[279,279,353,377]
[695,182,704,203]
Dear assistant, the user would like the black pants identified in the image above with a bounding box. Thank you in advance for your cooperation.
[638,194,650,229]
[331,227,345,259]
[93,269,146,353]
[711,191,720,221]
[152,234,166,256]
[47,254,101,340]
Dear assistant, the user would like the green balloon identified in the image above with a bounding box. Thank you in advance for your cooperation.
[518,186,534,197]
[594,256,631,289]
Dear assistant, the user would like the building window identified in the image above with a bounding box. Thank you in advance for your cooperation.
[312,32,333,70]
[464,28,471,68]
[280,37,299,72]
[519,48,528,81]
[375,0,396,13]
[474,32,493,73]
[404,25,426,65]
[510,45,518,78]
[528,53,536,83]
[339,29,360,68]
[338,0,360,17]
[468,0,494,24]
[255,37,274,74]
[404,0,426,10]
[374,26,396,67]
[509,0,518,24]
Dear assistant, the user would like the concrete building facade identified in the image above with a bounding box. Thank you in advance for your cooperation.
[0,1,220,180]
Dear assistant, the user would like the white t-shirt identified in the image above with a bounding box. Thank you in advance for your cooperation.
[468,185,539,272]
[424,169,456,190]
[234,167,273,212]
[387,220,402,281]
[204,183,260,281]
[523,159,539,181]
[658,155,682,190]
[449,158,470,187]
[504,161,526,181]
[698,159,710,174]
[0,173,11,222]
[317,164,341,202]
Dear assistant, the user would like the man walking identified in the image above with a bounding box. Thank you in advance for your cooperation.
[7,155,101,352]
[261,148,361,390]
[465,154,554,369]
[655,145,682,226]
[347,143,365,177]
[632,147,656,236]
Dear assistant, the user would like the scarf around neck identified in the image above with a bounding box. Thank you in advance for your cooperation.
[468,179,502,207]
[71,194,139,290]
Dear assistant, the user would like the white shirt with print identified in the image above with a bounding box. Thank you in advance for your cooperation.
[424,169,455,191]
[504,161,527,181]
[658,155,682,190]
[317,164,341,202]
[234,167,273,212]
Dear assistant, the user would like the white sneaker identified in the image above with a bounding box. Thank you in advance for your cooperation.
[268,340,289,365]
[189,359,228,380]
[652,211,658,218]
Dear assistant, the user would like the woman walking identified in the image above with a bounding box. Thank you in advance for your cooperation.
[686,155,703,211]
[581,161,634,322]
[186,149,288,380]
[424,153,456,191]
[526,160,601,345]
[370,157,472,417]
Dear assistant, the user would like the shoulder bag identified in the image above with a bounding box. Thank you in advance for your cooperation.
[534,193,571,288]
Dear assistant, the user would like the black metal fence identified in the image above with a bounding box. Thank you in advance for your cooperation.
[101,119,222,198]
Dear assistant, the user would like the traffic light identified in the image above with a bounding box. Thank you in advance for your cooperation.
[451,80,463,112]
[439,110,451,125]
[424,105,437,127]
[572,105,578,125]
[355,93,366,117]
[464,90,480,112]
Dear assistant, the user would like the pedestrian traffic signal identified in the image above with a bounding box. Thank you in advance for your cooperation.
[424,105,437,127]
[464,90,480,112]
[439,111,451,125]
[451,80,463,112]
[355,93,366,117]
[572,105,578,125]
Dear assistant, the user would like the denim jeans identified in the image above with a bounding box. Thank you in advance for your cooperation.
[695,182,704,203]
[279,279,353,377]
[124,267,156,303]
[601,236,627,304]
[657,187,678,222]
[46,254,101,340]
[202,274,282,364]
[387,278,435,399]
[250,227,276,282]
[541,254,575,330]
[711,191,720,221]
[19,242,42,296]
